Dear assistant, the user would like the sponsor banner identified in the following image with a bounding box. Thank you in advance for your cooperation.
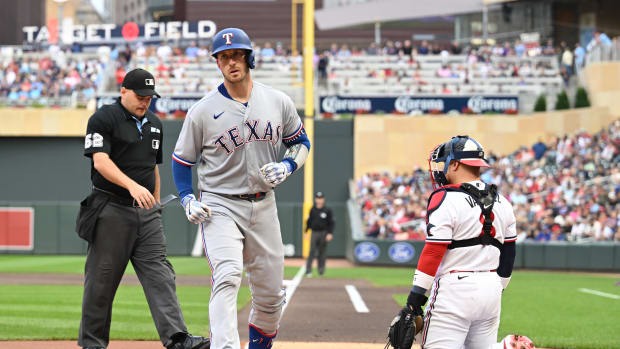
[0,208,34,250]
[354,242,380,263]
[96,95,203,115]
[319,95,518,114]
[388,242,415,263]
[24,20,216,44]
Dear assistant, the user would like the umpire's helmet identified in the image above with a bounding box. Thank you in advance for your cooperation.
[211,28,255,69]
[429,135,490,188]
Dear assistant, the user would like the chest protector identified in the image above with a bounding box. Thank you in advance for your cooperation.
[427,183,503,250]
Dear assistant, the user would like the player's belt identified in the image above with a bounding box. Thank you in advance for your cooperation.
[449,269,497,273]
[225,192,267,202]
[93,186,138,207]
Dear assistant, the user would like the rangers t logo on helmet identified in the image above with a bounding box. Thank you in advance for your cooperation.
[223,32,234,45]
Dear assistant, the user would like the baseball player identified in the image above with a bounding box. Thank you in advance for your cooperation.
[399,136,518,348]
[171,28,310,349]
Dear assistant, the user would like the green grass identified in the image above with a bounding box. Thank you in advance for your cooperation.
[0,255,300,278]
[0,284,251,340]
[2,257,619,348]
[381,270,620,349]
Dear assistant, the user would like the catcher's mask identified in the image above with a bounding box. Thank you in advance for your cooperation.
[428,135,490,189]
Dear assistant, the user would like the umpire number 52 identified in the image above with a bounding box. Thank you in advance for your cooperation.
[85,133,103,149]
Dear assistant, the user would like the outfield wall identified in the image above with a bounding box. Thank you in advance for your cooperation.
[345,238,620,271]
[0,118,354,258]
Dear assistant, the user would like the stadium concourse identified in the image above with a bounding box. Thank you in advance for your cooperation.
[355,120,620,243]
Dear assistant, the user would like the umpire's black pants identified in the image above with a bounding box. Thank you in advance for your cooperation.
[305,230,328,275]
[78,200,187,348]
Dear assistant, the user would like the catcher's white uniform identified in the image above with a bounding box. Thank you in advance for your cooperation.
[419,181,517,349]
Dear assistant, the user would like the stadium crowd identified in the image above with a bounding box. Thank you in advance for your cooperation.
[0,47,104,106]
[0,30,615,105]
[354,120,620,243]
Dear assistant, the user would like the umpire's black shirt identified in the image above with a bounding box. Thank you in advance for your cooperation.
[84,98,163,199]
[306,206,334,234]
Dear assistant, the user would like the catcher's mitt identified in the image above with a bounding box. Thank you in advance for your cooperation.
[385,307,423,349]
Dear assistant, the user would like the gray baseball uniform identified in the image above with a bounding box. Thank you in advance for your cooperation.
[172,81,303,349]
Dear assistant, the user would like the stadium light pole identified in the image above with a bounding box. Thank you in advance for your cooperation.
[291,0,303,55]
[54,0,69,46]
[301,0,315,260]
[482,3,488,44]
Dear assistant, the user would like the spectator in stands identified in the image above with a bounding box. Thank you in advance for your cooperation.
[366,42,379,55]
[185,41,199,58]
[587,31,612,52]
[532,138,548,160]
[156,41,172,58]
[338,44,352,57]
[402,40,413,56]
[119,45,132,66]
[436,65,452,78]
[318,52,329,81]
[543,39,556,56]
[440,83,452,94]
[418,40,430,55]
[115,65,126,87]
[384,41,397,55]
[450,40,462,55]
[514,39,526,57]
[329,43,339,56]
[561,43,573,78]
[260,42,275,58]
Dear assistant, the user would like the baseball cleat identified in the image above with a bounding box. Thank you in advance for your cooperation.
[499,334,535,349]
[167,334,210,349]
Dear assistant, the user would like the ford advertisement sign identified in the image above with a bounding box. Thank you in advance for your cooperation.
[354,242,380,263]
[388,242,415,263]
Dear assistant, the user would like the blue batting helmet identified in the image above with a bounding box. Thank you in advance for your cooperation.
[211,28,255,69]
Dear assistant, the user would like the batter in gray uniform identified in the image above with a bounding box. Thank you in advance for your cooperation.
[171,28,310,349]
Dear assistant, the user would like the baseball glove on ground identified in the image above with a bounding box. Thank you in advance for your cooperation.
[385,307,423,349]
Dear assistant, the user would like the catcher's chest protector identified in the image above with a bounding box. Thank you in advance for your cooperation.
[426,183,503,250]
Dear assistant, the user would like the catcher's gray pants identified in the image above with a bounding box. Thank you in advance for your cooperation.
[199,191,285,349]
[78,201,187,348]
[305,230,328,275]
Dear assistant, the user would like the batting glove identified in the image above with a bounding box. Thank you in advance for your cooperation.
[260,161,292,187]
[181,194,211,224]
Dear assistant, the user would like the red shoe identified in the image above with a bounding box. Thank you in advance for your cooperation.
[499,334,535,349]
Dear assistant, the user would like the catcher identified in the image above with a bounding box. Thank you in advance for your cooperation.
[387,136,526,349]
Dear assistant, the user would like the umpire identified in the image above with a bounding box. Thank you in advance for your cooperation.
[76,68,210,349]
[305,191,335,276]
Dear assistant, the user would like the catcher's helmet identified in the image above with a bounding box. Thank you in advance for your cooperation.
[211,28,255,69]
[429,135,490,189]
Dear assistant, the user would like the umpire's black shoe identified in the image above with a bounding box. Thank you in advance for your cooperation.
[167,334,210,349]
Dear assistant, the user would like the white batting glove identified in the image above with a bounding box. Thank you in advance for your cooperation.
[260,162,292,187]
[181,194,211,224]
